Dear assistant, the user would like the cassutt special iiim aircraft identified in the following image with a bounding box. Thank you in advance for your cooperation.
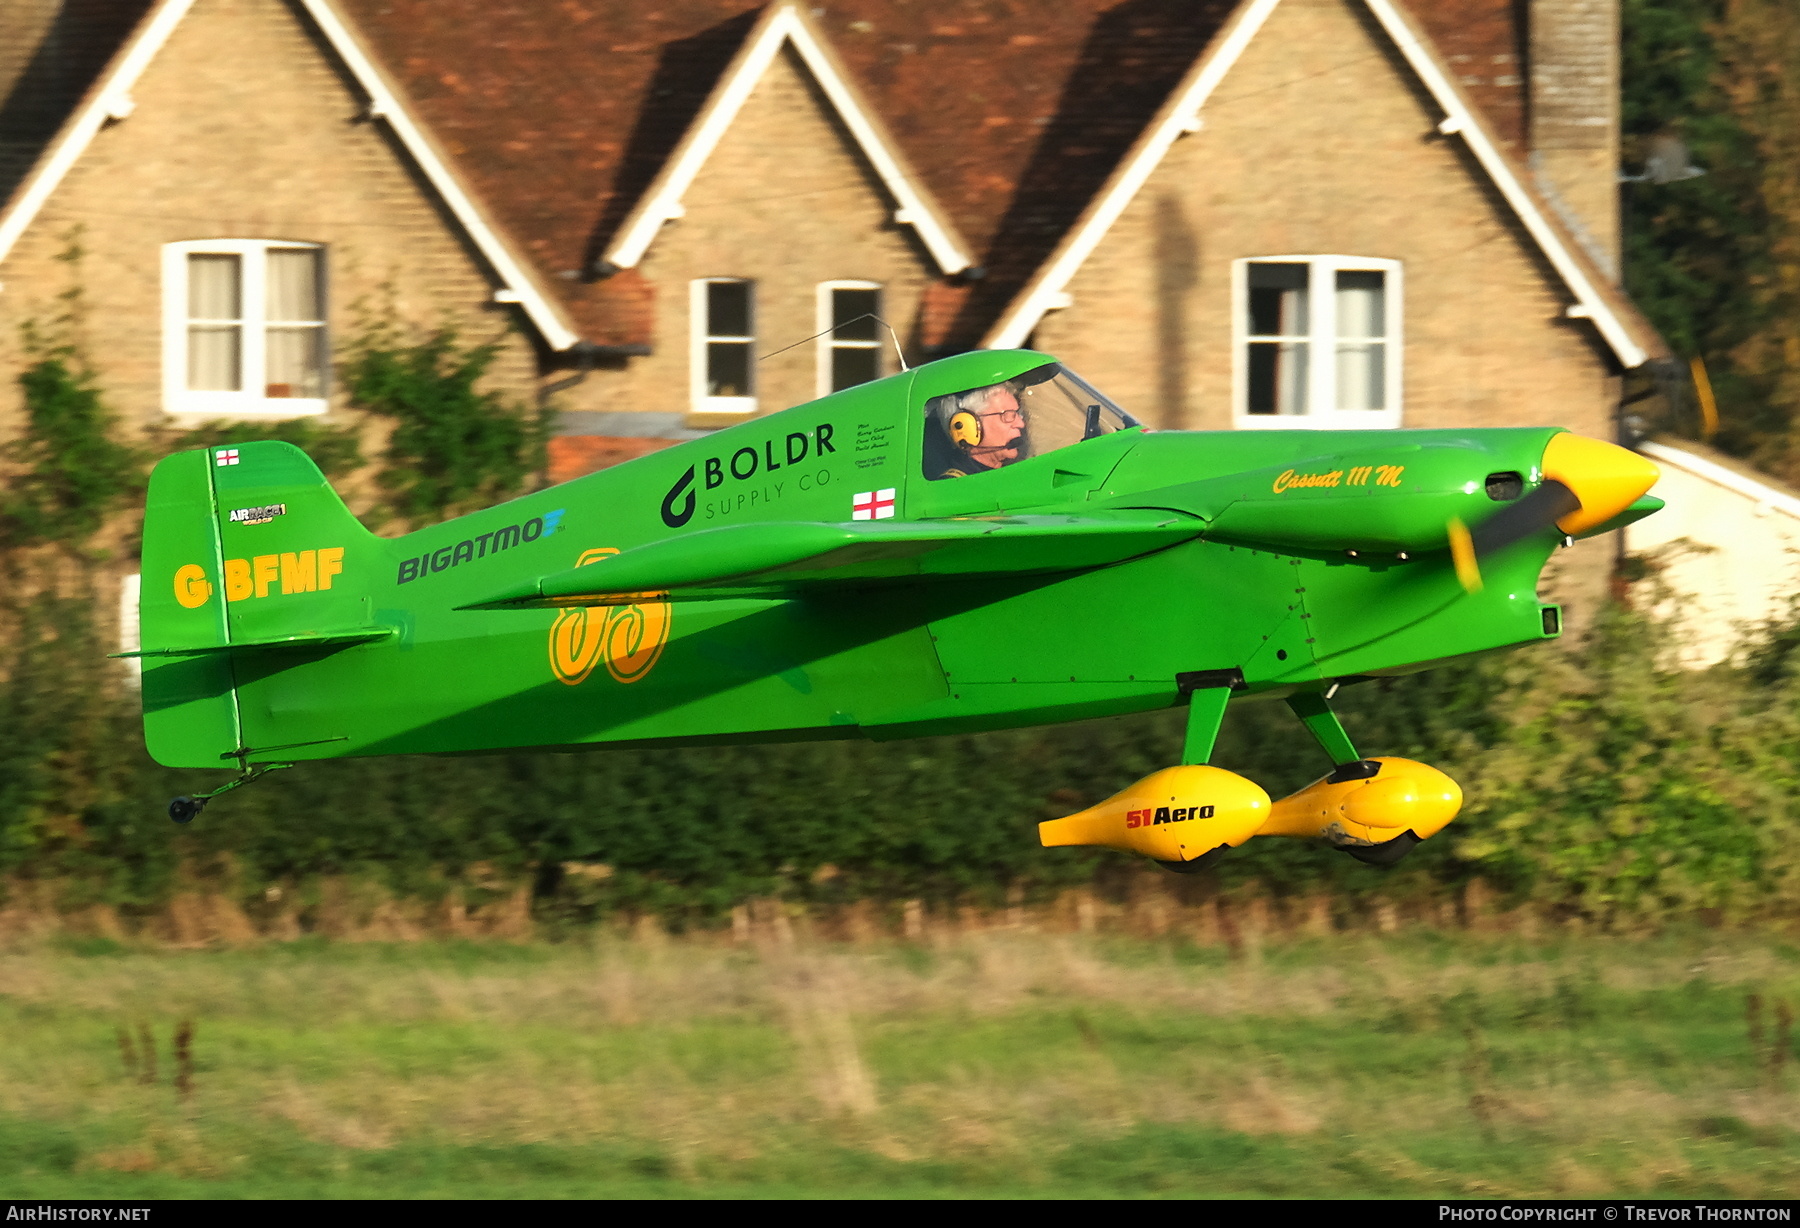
[133,349,1660,870]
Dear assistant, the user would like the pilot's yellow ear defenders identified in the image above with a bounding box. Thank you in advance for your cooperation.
[949,410,982,447]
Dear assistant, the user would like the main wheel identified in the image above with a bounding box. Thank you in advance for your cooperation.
[1340,830,1420,867]
[1156,843,1233,875]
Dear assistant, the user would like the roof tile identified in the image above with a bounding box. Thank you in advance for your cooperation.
[0,0,156,210]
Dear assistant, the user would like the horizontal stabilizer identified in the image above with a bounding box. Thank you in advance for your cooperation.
[461,512,1199,609]
[116,627,392,658]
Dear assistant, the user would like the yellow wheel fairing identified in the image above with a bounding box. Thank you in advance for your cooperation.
[1038,765,1271,862]
[1257,757,1463,847]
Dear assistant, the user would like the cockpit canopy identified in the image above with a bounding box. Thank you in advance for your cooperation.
[922,363,1141,481]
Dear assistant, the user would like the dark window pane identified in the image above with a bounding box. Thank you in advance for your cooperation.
[1247,262,1308,336]
[831,345,879,391]
[707,280,751,337]
[1247,340,1307,415]
[1249,262,1308,291]
[708,340,751,397]
[1247,343,1278,414]
[831,288,879,341]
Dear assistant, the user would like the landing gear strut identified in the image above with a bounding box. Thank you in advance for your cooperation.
[1276,688,1448,866]
[1036,676,1462,870]
[166,762,292,824]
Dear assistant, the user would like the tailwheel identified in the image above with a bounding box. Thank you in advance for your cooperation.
[164,762,293,823]
[167,795,208,824]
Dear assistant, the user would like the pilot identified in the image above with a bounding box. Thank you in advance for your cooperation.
[930,382,1026,478]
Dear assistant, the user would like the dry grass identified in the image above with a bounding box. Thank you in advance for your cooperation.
[1,923,1797,1196]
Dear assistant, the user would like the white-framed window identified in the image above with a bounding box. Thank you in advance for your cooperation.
[691,277,755,413]
[817,280,882,397]
[1232,256,1402,429]
[162,240,327,417]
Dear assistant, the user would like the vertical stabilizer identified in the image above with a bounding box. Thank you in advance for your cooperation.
[138,442,378,768]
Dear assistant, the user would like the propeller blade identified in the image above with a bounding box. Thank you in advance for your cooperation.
[1447,517,1482,593]
[1448,479,1583,594]
[1469,479,1582,558]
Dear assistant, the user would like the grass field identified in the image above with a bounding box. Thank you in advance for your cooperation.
[2,923,1798,1198]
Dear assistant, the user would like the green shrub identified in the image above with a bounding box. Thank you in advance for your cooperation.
[1622,0,1774,367]
[3,230,147,550]
[4,353,145,550]
[1448,610,1800,922]
[0,584,178,905]
[342,328,549,524]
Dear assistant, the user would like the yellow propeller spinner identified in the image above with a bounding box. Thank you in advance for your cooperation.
[1449,433,1660,593]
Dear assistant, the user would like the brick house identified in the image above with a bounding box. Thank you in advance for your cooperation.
[0,0,1664,628]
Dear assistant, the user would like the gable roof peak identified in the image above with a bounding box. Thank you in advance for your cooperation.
[600,0,973,276]
[0,0,582,351]
[983,0,1663,370]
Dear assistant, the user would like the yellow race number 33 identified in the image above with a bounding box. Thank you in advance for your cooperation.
[548,548,673,686]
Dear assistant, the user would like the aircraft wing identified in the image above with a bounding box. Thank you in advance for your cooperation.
[459,511,1200,609]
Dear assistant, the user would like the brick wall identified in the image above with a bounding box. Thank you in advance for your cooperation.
[0,0,536,507]
[546,434,675,484]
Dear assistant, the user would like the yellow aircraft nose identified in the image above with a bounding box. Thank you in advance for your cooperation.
[1540,433,1660,536]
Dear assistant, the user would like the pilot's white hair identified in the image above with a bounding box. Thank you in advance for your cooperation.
[953,383,1011,415]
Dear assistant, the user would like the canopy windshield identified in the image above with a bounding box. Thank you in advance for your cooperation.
[921,363,1140,480]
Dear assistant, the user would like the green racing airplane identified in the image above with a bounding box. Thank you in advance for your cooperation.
[133,349,1662,870]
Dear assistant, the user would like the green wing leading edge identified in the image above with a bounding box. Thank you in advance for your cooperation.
[134,349,1662,868]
